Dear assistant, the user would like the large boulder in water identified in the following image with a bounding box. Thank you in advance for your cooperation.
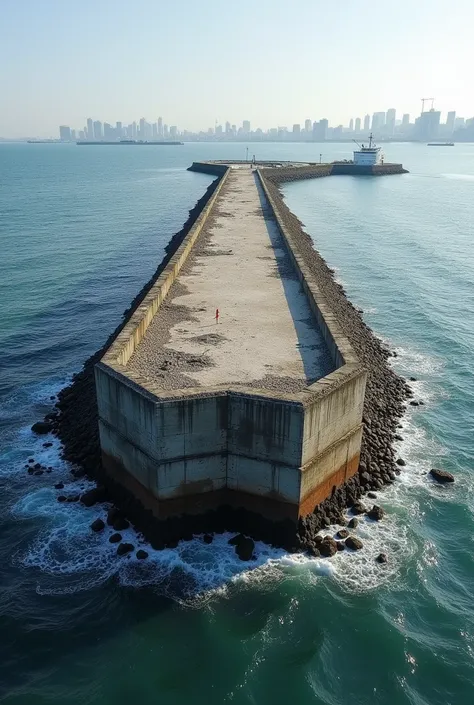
[91,518,105,532]
[345,536,363,551]
[320,536,338,557]
[367,505,385,521]
[351,501,367,515]
[31,421,52,435]
[430,468,455,484]
[117,542,134,556]
[228,533,255,561]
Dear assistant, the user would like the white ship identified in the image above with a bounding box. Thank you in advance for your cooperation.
[353,133,382,166]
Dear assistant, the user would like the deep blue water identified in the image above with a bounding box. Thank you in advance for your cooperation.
[0,142,473,704]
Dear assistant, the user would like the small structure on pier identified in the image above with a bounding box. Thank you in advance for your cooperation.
[353,133,382,166]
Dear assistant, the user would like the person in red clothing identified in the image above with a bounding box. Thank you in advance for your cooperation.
[215,308,219,324]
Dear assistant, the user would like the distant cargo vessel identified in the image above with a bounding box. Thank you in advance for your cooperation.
[427,142,454,146]
[352,133,382,165]
[77,140,183,146]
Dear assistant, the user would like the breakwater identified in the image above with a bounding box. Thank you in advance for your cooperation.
[38,160,412,558]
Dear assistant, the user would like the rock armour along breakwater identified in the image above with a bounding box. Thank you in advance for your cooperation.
[39,162,412,555]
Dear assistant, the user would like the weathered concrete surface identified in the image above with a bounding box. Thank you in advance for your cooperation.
[127,168,333,391]
[94,160,369,538]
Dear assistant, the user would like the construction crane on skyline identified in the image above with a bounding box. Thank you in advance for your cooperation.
[421,98,435,113]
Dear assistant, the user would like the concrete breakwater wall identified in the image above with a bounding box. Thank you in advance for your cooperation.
[45,160,411,556]
[90,161,370,550]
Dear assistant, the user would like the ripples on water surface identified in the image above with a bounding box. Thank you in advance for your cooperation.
[0,142,473,704]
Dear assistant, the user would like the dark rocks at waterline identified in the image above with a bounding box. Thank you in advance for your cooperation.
[54,482,64,490]
[430,468,455,484]
[109,533,122,544]
[112,517,130,531]
[80,486,108,507]
[229,533,255,561]
[352,501,367,515]
[345,536,363,551]
[320,536,338,557]
[367,492,377,499]
[348,517,359,529]
[203,534,213,544]
[336,541,345,552]
[336,528,349,539]
[28,458,34,464]
[396,458,406,466]
[367,505,385,521]
[136,550,148,560]
[31,421,52,435]
[117,542,134,556]
[42,442,53,448]
[409,401,420,407]
[409,377,417,382]
[91,518,105,532]
[57,495,67,502]
[376,552,388,564]
[106,507,122,526]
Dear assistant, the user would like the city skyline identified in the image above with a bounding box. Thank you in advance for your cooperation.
[52,104,473,144]
[1,1,474,138]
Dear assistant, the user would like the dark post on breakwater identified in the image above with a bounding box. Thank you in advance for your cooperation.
[87,157,409,552]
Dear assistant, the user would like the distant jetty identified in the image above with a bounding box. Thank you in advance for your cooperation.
[77,140,183,146]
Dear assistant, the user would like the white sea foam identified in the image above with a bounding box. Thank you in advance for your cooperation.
[5,343,456,600]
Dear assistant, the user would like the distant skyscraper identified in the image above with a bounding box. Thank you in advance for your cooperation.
[454,117,465,130]
[242,120,250,133]
[70,129,76,140]
[170,125,178,138]
[79,130,86,141]
[152,123,158,138]
[304,119,312,133]
[87,118,93,140]
[231,124,236,134]
[116,121,122,137]
[293,124,301,135]
[446,111,456,133]
[59,125,71,141]
[132,121,137,139]
[355,117,361,132]
[402,113,410,127]
[164,124,169,138]
[93,120,102,140]
[103,122,114,139]
[215,124,223,135]
[225,121,231,133]
[312,119,328,141]
[349,118,354,131]
[371,112,385,134]
[386,108,396,135]
[415,109,440,141]
[139,118,146,139]
[363,114,370,131]
[157,117,163,137]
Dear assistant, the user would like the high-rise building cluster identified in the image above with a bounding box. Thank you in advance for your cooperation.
[58,107,470,144]
[60,117,178,142]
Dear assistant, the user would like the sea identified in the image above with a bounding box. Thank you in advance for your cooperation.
[0,141,473,704]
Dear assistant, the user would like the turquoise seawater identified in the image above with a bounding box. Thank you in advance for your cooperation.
[0,142,473,704]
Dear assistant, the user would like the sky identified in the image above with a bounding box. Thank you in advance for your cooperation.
[0,0,473,137]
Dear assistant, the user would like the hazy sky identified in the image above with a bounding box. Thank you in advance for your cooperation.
[1,0,472,137]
